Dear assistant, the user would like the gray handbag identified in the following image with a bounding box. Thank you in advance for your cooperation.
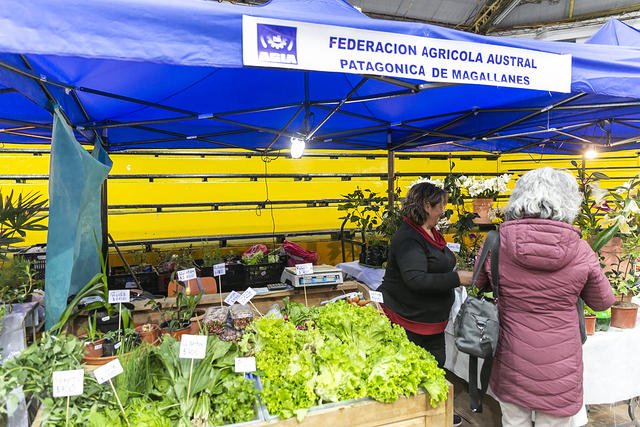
[453,230,500,413]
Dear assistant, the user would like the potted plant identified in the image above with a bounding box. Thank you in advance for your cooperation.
[81,314,104,357]
[148,288,202,340]
[135,322,160,344]
[458,174,511,224]
[583,305,597,335]
[338,187,391,267]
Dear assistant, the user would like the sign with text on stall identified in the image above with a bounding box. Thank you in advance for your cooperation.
[295,263,314,275]
[52,369,84,397]
[237,287,257,306]
[177,268,197,282]
[225,290,241,305]
[213,263,226,276]
[179,334,208,359]
[242,16,571,92]
[94,359,124,385]
[108,290,130,304]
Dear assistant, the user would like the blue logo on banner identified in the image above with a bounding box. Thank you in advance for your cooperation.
[257,24,297,65]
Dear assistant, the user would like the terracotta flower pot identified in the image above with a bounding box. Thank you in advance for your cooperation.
[610,302,639,329]
[83,338,104,358]
[614,291,634,304]
[159,320,192,341]
[584,315,596,335]
[472,198,494,224]
[135,323,160,344]
[190,309,207,334]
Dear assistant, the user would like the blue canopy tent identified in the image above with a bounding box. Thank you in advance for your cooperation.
[1,0,640,154]
[2,0,640,327]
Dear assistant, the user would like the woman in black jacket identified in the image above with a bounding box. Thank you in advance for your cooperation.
[379,182,473,367]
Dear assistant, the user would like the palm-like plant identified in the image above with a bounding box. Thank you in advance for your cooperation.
[0,190,48,257]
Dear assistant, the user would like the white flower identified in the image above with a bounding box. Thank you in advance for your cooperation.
[406,177,444,189]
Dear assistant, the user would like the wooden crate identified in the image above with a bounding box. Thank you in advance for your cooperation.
[254,384,453,427]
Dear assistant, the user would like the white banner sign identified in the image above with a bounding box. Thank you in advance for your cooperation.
[242,16,571,92]
[369,290,384,304]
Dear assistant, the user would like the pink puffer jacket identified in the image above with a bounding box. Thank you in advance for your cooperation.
[475,218,614,417]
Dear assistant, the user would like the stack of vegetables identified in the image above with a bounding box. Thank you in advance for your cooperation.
[0,334,258,426]
[240,298,448,421]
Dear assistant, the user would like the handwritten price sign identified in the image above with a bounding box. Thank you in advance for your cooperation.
[213,263,226,276]
[237,288,257,306]
[295,263,314,275]
[94,359,124,385]
[234,357,256,373]
[179,335,208,359]
[108,290,130,304]
[52,369,84,397]
[224,290,241,305]
[177,268,197,282]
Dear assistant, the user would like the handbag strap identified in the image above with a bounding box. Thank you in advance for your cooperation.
[470,230,500,298]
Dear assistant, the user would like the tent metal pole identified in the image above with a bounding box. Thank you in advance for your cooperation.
[265,106,304,150]
[311,88,413,106]
[479,92,587,138]
[306,78,368,140]
[128,124,262,151]
[387,132,395,209]
[482,121,594,140]
[0,118,52,128]
[313,104,388,124]
[107,129,254,147]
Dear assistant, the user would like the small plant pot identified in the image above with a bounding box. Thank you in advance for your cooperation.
[102,339,118,357]
[83,338,104,358]
[160,320,192,341]
[614,291,634,304]
[584,315,596,335]
[359,244,387,268]
[135,324,160,344]
[611,302,639,329]
[95,303,135,334]
[190,309,207,334]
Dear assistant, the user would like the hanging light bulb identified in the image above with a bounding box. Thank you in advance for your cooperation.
[584,144,597,159]
[290,137,305,159]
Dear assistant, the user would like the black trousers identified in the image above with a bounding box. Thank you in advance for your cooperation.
[404,330,446,369]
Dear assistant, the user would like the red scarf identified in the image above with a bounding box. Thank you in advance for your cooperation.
[403,217,446,249]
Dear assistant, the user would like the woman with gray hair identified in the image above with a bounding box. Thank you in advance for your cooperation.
[474,167,614,427]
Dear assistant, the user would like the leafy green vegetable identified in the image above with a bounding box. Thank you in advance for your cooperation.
[245,300,448,420]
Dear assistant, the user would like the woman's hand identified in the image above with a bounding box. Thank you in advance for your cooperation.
[457,270,473,286]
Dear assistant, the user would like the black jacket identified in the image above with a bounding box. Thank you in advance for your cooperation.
[379,221,460,324]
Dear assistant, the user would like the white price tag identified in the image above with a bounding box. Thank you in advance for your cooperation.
[114,342,121,350]
[177,268,197,282]
[234,357,256,373]
[224,290,241,305]
[93,359,123,384]
[101,316,110,322]
[237,287,257,305]
[295,263,314,275]
[94,343,103,350]
[52,369,84,397]
[369,290,384,304]
[213,263,226,276]
[179,334,208,359]
[108,289,130,304]
[446,242,461,253]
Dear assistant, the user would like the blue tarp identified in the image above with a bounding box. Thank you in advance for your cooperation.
[1,0,640,154]
[44,108,112,329]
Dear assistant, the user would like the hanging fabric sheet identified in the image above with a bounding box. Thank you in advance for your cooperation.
[44,108,112,330]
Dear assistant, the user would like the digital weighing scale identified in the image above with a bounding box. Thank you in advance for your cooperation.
[280,264,344,288]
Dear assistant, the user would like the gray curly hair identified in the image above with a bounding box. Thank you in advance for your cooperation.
[505,167,582,224]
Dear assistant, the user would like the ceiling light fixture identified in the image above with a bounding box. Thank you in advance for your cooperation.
[290,137,305,159]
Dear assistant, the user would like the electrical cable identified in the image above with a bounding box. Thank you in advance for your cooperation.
[258,149,280,249]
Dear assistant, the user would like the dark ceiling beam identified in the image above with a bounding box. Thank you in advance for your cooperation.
[460,0,515,34]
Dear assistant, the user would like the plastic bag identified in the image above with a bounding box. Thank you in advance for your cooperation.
[203,306,229,335]
[230,304,254,329]
[283,240,318,267]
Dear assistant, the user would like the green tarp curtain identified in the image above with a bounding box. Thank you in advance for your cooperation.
[44,108,112,330]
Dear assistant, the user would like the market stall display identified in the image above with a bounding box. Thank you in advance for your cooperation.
[1,290,452,426]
